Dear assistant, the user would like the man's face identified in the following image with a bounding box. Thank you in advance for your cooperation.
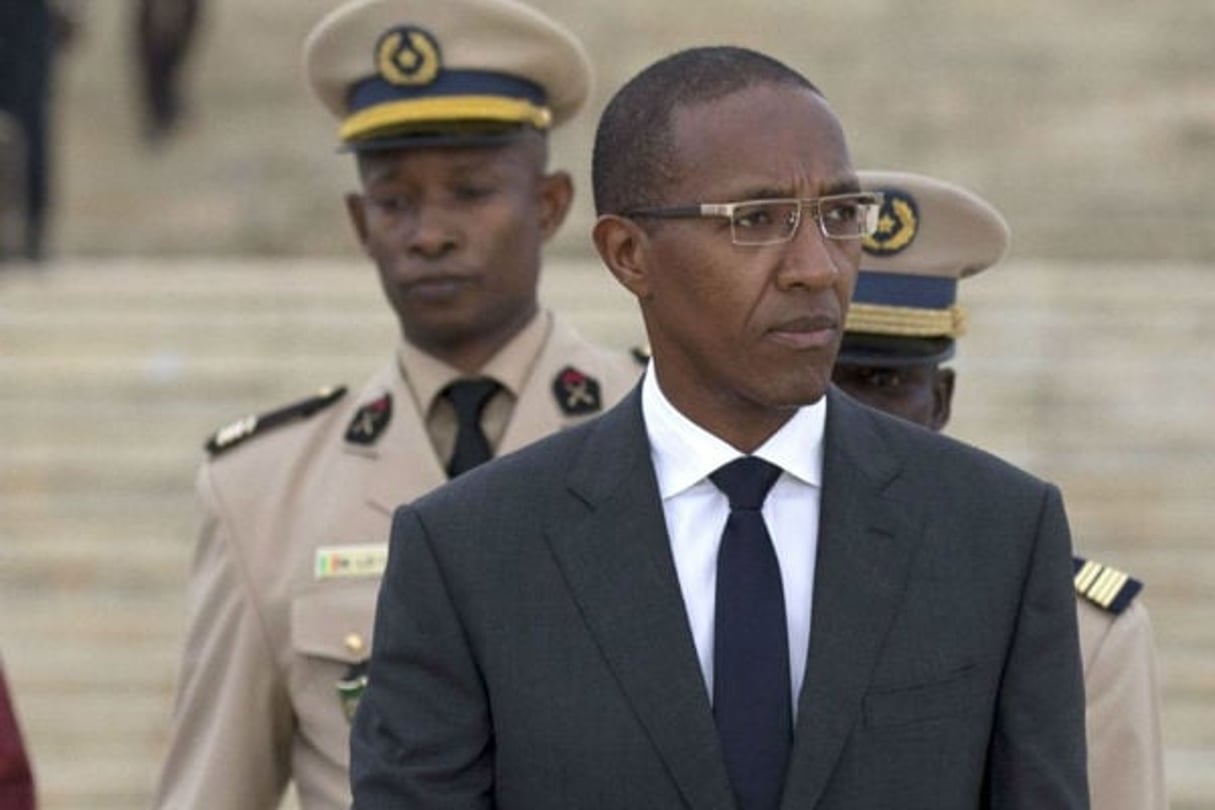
[831,362,954,431]
[346,137,569,370]
[626,83,861,449]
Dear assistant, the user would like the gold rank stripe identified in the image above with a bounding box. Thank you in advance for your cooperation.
[1090,568,1129,608]
[315,543,389,580]
[1074,560,1129,609]
[1074,559,1102,593]
[844,303,968,339]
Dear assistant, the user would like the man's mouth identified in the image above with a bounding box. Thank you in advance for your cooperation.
[767,313,838,349]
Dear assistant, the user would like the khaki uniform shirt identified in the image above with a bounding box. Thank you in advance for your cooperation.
[154,312,642,810]
[1077,594,1167,810]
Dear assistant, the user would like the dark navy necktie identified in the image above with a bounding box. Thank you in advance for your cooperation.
[442,378,500,478]
[710,456,792,810]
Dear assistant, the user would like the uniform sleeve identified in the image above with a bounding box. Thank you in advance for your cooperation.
[152,463,294,810]
[349,505,493,810]
[987,483,1091,809]
[1083,600,1168,810]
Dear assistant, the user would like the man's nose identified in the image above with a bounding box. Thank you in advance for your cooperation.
[774,212,841,289]
[407,206,461,256]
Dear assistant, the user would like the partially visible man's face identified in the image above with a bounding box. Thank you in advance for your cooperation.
[346,136,570,371]
[831,362,954,431]
[635,82,861,449]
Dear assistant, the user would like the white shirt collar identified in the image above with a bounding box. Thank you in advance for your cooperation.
[640,363,826,499]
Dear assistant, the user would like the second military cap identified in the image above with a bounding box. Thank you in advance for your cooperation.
[304,0,592,150]
[839,170,1011,367]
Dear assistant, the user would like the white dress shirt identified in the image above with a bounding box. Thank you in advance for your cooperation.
[640,365,824,717]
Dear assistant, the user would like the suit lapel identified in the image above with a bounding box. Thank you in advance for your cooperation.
[781,390,922,809]
[544,388,737,810]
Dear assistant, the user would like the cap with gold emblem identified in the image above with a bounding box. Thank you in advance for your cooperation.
[303,0,592,151]
[839,170,1011,367]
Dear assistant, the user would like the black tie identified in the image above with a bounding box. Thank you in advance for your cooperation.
[710,456,791,810]
[442,378,500,478]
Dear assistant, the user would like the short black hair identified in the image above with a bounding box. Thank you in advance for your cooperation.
[591,46,822,216]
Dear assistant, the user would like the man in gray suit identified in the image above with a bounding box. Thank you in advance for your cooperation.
[351,46,1089,809]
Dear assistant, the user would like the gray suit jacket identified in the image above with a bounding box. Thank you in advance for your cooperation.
[351,386,1088,809]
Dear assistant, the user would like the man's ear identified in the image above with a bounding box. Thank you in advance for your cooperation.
[931,367,956,431]
[592,214,652,300]
[537,171,574,241]
[345,192,370,251]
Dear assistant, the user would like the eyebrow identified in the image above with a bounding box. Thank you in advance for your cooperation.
[713,177,863,202]
[819,176,862,196]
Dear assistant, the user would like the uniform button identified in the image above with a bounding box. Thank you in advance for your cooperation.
[344,633,365,655]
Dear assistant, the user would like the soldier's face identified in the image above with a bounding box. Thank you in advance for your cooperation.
[832,362,954,431]
[346,136,571,369]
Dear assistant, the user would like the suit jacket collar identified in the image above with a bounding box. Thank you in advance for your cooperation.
[543,386,921,810]
[781,388,920,809]
[550,386,738,810]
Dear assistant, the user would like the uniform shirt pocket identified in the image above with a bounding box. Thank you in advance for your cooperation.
[291,580,379,665]
[288,581,381,746]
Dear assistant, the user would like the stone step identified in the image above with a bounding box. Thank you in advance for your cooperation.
[2,258,1212,809]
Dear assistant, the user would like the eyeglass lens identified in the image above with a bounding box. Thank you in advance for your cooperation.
[729,197,877,245]
[729,201,801,245]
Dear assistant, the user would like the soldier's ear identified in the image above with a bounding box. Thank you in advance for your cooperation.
[537,171,573,242]
[593,214,653,300]
[931,367,955,431]
[345,193,370,250]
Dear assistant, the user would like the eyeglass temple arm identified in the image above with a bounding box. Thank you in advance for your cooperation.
[621,204,711,218]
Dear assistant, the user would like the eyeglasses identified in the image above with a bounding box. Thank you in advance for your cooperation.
[622,192,884,246]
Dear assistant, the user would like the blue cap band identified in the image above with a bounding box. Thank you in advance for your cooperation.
[853,271,957,310]
[348,69,547,114]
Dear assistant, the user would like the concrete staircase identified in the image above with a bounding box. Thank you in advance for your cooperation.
[1,257,1211,808]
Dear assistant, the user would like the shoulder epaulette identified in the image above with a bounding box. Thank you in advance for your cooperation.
[1073,556,1143,615]
[204,385,348,456]
[631,344,651,365]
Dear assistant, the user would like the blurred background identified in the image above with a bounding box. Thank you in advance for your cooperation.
[1,0,1212,807]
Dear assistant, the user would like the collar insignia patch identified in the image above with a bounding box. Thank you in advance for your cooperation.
[345,392,392,445]
[552,365,601,416]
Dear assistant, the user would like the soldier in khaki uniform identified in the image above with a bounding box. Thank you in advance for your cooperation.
[152,1,642,808]
[831,169,1168,810]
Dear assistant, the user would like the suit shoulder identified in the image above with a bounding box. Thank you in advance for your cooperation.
[1073,555,1144,616]
[204,385,348,457]
[848,393,1049,491]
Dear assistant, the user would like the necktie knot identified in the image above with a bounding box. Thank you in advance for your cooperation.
[443,378,500,420]
[710,456,781,511]
[442,378,501,477]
